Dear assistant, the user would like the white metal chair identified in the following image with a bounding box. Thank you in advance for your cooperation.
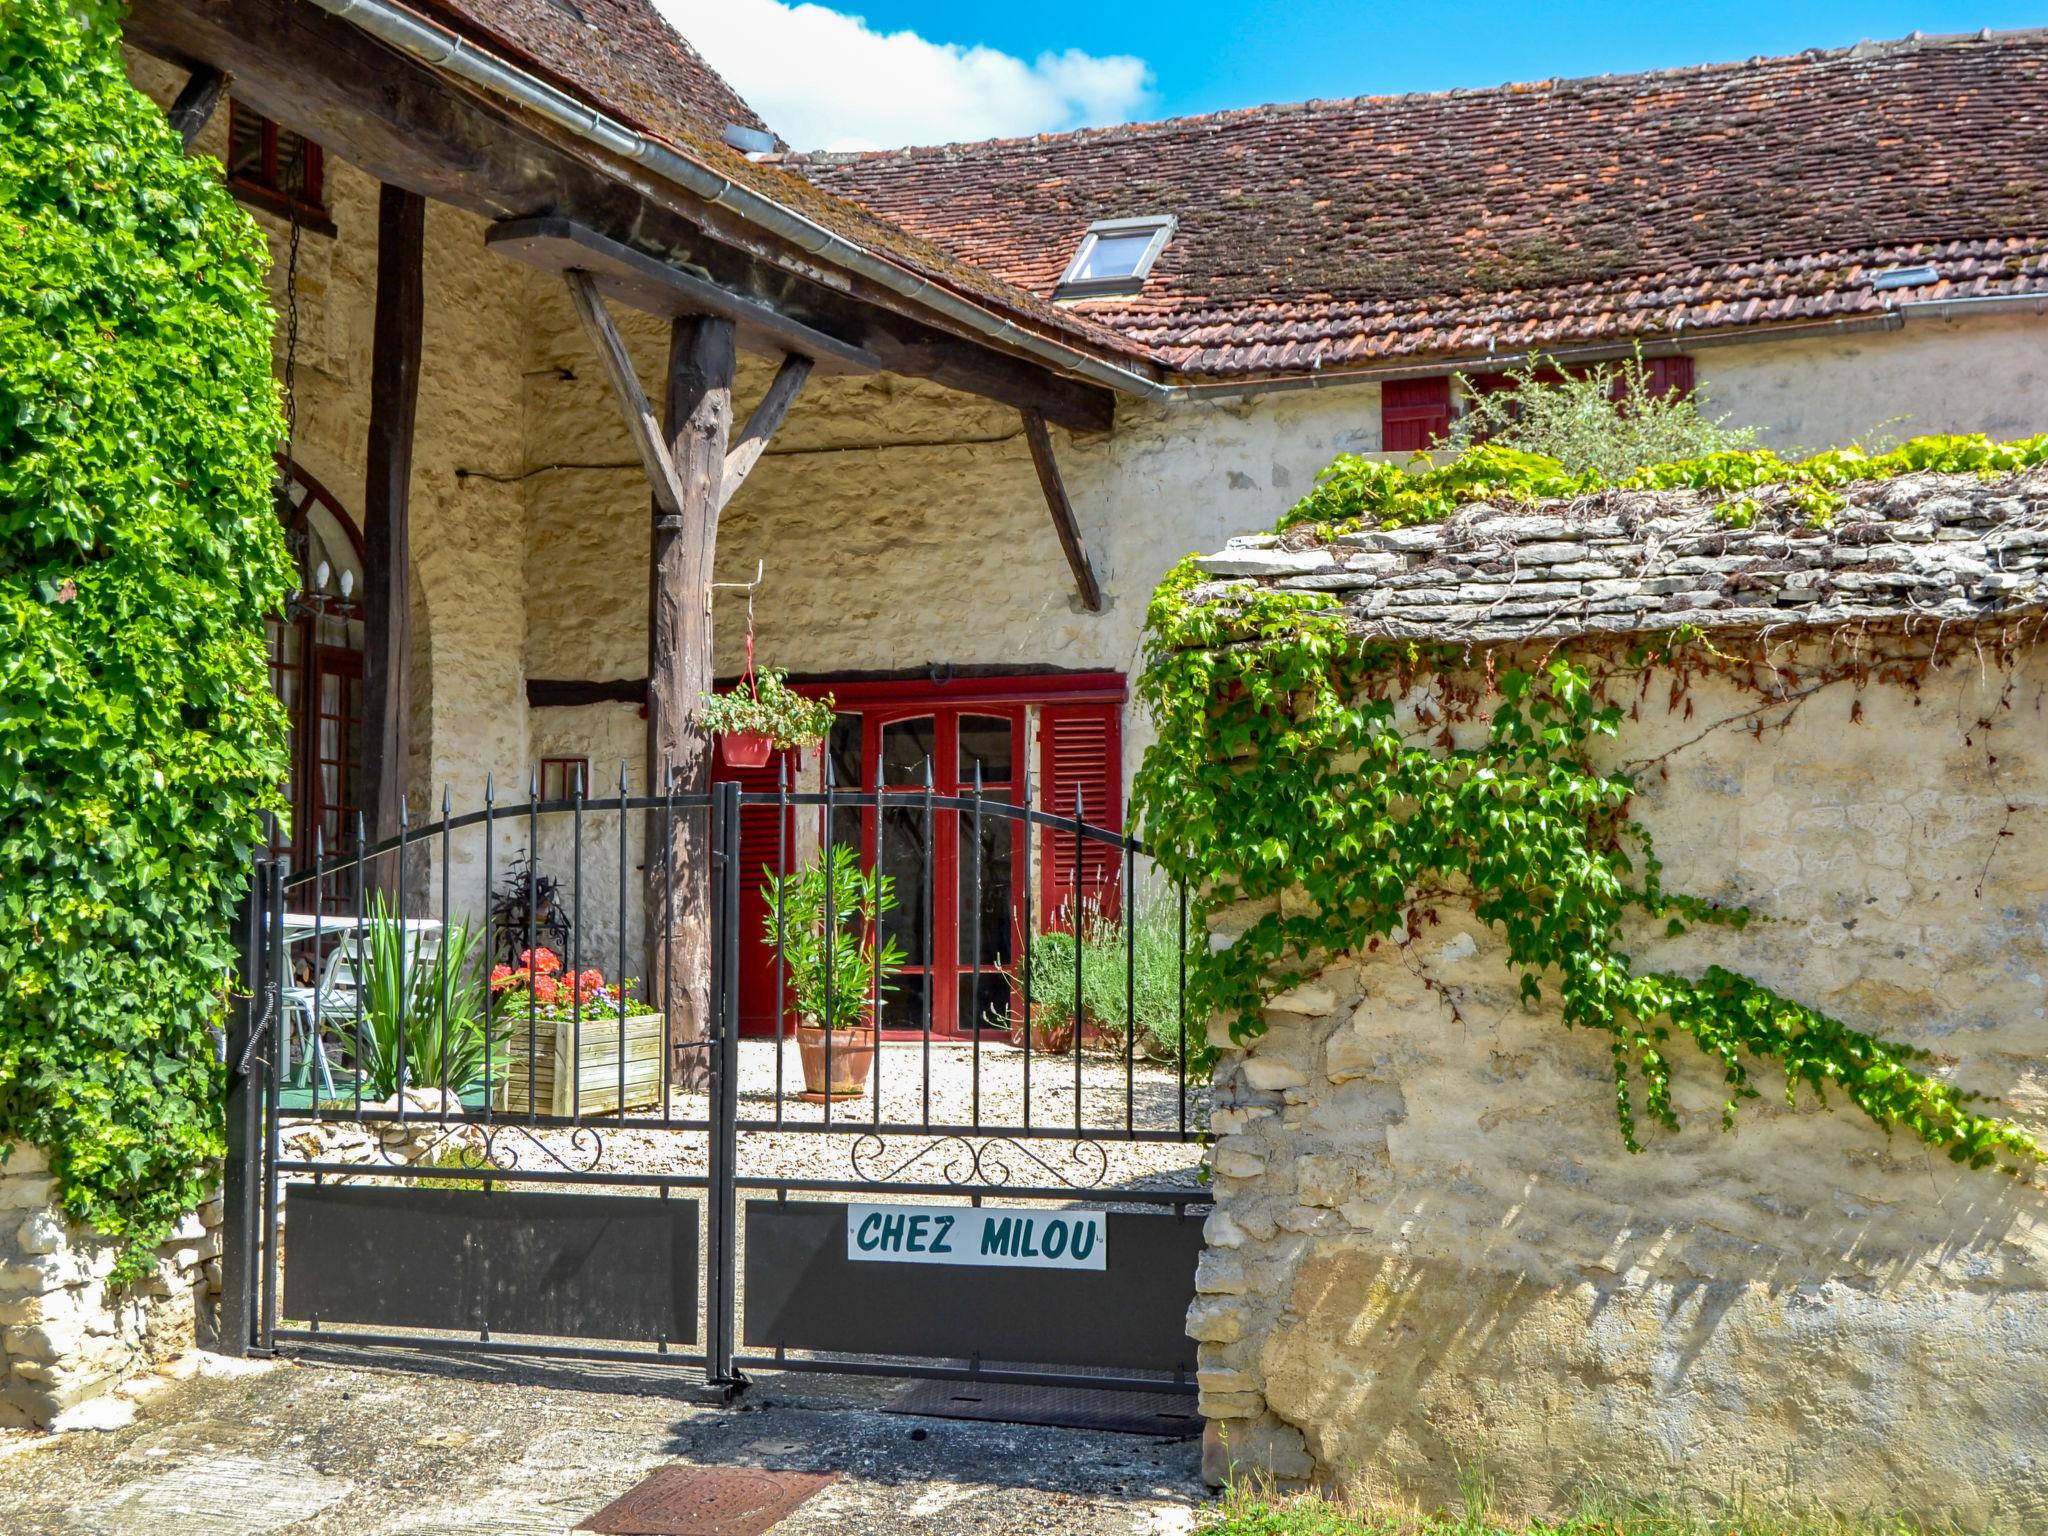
[281,938,360,1100]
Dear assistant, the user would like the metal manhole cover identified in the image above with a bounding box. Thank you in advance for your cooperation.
[884,1378,1203,1439]
[578,1466,839,1536]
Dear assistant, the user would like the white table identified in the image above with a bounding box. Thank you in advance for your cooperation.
[273,913,443,947]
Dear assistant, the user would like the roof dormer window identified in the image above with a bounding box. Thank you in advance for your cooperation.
[1055,216,1175,300]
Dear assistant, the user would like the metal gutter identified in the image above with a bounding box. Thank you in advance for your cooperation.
[304,0,1175,403]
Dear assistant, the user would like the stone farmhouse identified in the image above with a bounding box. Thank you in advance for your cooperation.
[119,7,2048,1055]
[0,2,2025,1496]
[118,10,2047,1038]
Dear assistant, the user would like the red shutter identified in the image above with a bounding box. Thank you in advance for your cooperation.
[1643,355,1695,399]
[1380,377,1451,453]
[1037,703,1123,925]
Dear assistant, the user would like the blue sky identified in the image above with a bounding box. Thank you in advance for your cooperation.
[843,1,2045,118]
[677,1,2047,149]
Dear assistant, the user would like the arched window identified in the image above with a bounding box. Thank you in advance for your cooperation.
[267,461,365,906]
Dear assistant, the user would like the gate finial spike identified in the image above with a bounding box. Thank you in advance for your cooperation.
[313,823,323,861]
[1074,785,1084,825]
[823,750,836,791]
[354,808,366,844]
[973,761,983,797]
[777,752,787,790]
[529,767,540,802]
[618,760,629,797]
[442,784,452,817]
[923,754,934,789]
[399,795,410,832]
[485,772,495,807]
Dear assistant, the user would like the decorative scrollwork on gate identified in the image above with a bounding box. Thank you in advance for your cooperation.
[370,1117,607,1176]
[849,1133,1110,1190]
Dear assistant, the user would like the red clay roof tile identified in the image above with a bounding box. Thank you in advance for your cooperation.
[795,32,2048,379]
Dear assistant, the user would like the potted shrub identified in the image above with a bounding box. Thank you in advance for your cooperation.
[698,668,835,769]
[763,845,905,1100]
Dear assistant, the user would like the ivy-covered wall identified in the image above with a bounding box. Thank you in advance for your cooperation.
[1149,454,2048,1518]
[1187,634,2048,1522]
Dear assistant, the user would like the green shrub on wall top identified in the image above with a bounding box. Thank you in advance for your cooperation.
[0,0,288,1281]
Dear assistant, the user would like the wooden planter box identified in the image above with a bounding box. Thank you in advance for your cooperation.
[494,1011,665,1117]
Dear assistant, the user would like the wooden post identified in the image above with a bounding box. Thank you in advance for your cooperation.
[648,315,735,1090]
[360,184,425,896]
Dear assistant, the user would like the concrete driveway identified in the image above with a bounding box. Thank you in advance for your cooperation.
[0,1351,1205,1535]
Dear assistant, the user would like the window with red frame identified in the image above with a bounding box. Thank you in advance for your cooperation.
[539,757,589,801]
[226,99,326,221]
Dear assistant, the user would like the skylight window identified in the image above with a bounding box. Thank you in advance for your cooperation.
[1055,216,1176,300]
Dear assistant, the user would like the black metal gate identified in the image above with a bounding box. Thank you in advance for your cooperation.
[222,771,1210,1396]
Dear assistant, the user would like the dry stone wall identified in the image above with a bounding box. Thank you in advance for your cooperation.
[0,1146,222,1430]
[1193,648,2048,1527]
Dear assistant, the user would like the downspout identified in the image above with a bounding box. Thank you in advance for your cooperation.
[304,0,1174,403]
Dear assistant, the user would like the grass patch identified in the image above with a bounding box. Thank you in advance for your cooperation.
[1200,1485,1978,1536]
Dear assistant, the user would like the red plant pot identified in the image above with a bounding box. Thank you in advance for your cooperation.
[718,730,773,769]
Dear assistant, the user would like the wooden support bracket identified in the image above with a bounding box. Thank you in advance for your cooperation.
[719,354,812,511]
[563,269,689,524]
[167,64,227,150]
[1021,408,1104,612]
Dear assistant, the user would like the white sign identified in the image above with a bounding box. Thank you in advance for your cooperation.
[845,1204,1106,1271]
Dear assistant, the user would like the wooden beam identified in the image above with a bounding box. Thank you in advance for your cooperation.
[720,354,811,511]
[562,271,686,523]
[166,64,226,150]
[123,0,1117,434]
[491,219,875,375]
[647,315,736,1091]
[1021,409,1103,613]
[527,678,649,708]
[360,185,426,876]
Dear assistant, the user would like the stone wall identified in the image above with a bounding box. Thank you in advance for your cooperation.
[1192,645,2048,1527]
[0,1147,222,1430]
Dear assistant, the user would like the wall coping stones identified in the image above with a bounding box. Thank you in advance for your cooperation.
[1188,469,2048,645]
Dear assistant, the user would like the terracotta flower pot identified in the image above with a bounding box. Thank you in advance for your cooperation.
[719,730,774,769]
[796,1021,876,1100]
[1006,1002,1075,1055]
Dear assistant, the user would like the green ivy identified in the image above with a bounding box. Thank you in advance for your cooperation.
[1279,433,2048,536]
[1136,443,2044,1172]
[0,0,289,1281]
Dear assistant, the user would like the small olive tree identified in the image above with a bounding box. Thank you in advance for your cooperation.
[0,0,289,1280]
[1444,351,1756,479]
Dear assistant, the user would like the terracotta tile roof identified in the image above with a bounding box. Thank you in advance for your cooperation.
[388,0,1156,377]
[417,0,772,143]
[795,32,2048,379]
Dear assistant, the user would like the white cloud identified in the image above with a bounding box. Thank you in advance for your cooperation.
[668,1,1156,152]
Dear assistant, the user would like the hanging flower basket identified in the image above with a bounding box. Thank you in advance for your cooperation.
[718,730,775,769]
[698,665,836,764]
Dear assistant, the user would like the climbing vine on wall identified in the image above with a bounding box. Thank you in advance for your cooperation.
[0,0,289,1281]
[1135,440,2046,1171]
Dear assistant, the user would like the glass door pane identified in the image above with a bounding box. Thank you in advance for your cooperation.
[956,714,1018,1032]
[878,717,936,1033]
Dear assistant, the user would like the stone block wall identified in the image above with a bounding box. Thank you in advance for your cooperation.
[1192,652,2048,1527]
[0,1146,222,1429]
